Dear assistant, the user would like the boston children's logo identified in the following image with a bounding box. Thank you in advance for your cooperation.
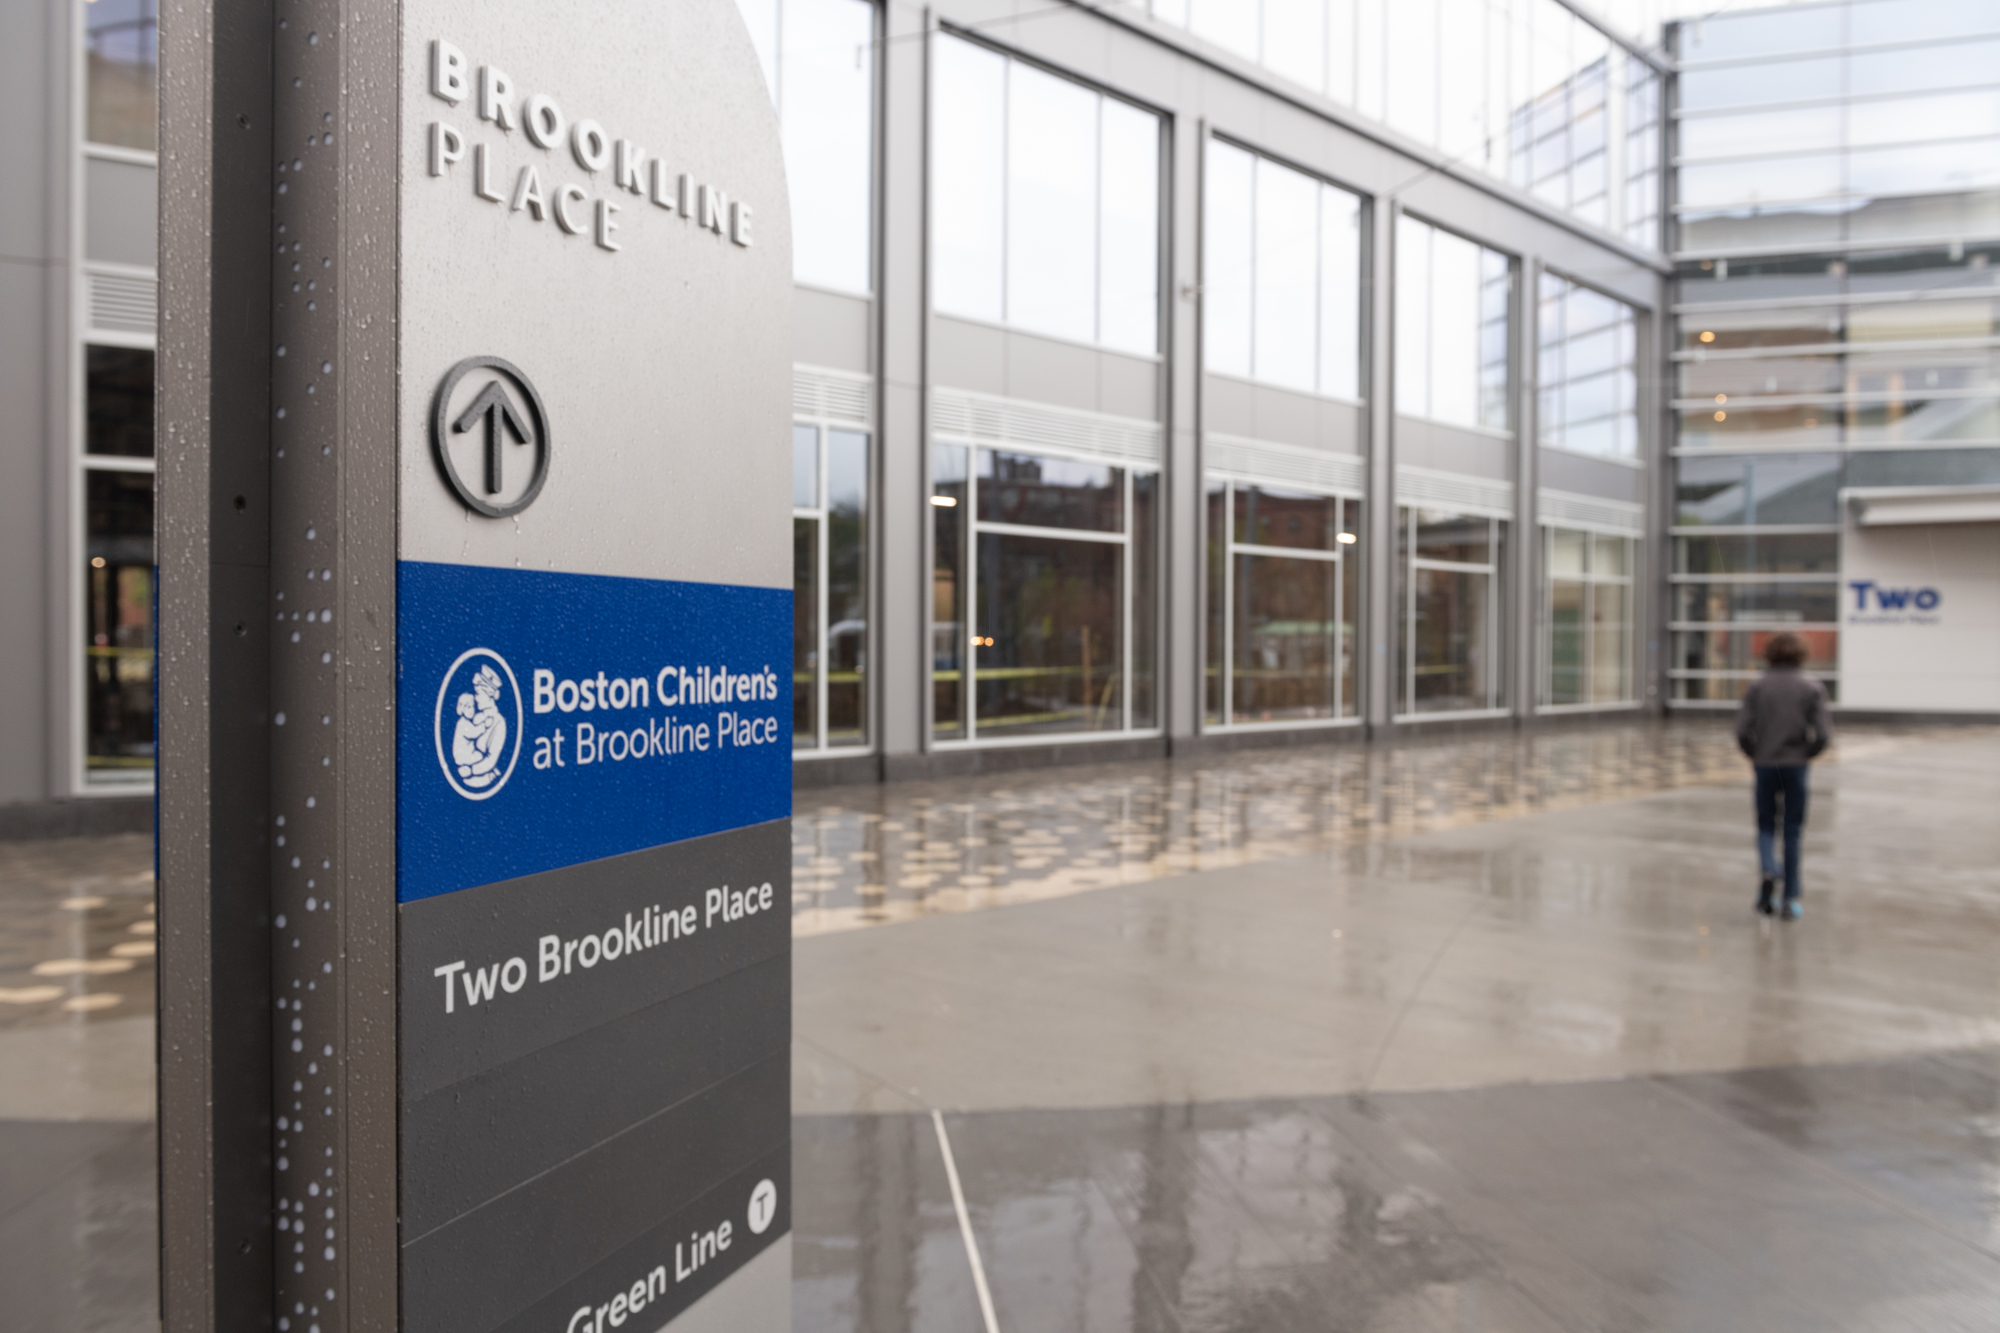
[434,648,525,800]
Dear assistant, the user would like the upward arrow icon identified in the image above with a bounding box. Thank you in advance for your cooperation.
[452,381,534,495]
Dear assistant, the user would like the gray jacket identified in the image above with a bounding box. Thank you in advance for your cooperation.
[1734,667,1833,767]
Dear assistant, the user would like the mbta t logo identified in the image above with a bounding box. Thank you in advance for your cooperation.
[1848,580,1941,611]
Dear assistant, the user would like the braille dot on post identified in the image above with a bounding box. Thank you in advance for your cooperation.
[277,345,288,357]
[275,712,287,725]
[320,362,332,375]
[293,159,303,171]
[277,407,287,418]
[306,528,316,539]
[278,183,288,195]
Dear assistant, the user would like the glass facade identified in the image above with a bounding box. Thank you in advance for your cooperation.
[932,34,1161,354]
[1670,0,2000,705]
[1675,4,2000,256]
[793,422,870,751]
[1204,140,1364,400]
[1397,216,1513,432]
[736,0,877,292]
[933,445,1157,741]
[1543,526,1634,706]
[84,348,156,779]
[1538,271,1640,458]
[86,0,157,151]
[1146,0,1663,244]
[1205,480,1363,726]
[1401,508,1509,715]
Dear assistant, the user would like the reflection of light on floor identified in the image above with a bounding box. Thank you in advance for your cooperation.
[0,837,157,1027]
[791,724,1986,937]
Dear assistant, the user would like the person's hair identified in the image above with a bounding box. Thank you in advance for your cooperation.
[1765,632,1807,668]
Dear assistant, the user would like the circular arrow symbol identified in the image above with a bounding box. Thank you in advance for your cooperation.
[431,356,551,518]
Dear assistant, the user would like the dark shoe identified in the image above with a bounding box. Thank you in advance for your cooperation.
[1756,877,1777,916]
[1782,899,1803,921]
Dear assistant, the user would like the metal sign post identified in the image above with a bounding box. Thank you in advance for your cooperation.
[160,3,794,1329]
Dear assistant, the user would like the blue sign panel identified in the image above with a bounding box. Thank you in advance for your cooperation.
[397,561,791,902]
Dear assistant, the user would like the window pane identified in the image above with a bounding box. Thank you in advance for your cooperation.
[1253,157,1320,392]
[1412,565,1491,712]
[87,0,157,151]
[735,0,779,95]
[1384,0,1438,146]
[977,451,1122,532]
[793,516,818,749]
[792,423,818,508]
[1204,141,1255,379]
[1007,62,1098,343]
[1591,533,1629,579]
[1340,498,1361,714]
[1539,273,1636,458]
[1674,453,1842,527]
[1548,578,1585,705]
[1414,510,1490,566]
[1675,628,1838,674]
[975,534,1122,736]
[1132,471,1158,729]
[1188,0,1258,59]
[1263,0,1326,91]
[1099,98,1160,355]
[87,347,155,458]
[86,469,155,776]
[1673,582,1839,624]
[933,444,968,739]
[1395,215,1432,416]
[826,429,868,747]
[781,0,875,293]
[1319,185,1362,400]
[932,36,1006,322]
[1234,555,1340,722]
[1676,533,1836,576]
[1850,39,2000,98]
[1432,227,1483,426]
[1234,485,1342,551]
[1479,247,1511,431]
[1206,479,1226,725]
[1548,527,1586,577]
[1591,579,1630,702]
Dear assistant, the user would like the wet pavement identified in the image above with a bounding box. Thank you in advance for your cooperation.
[7,721,2000,1330]
[796,1047,2000,1332]
[789,721,1961,936]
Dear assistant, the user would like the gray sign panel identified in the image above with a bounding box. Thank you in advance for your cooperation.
[380,2,794,1328]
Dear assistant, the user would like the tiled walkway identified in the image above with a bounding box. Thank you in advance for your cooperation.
[791,720,1958,935]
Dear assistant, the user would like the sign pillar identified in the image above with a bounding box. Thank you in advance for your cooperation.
[162,3,794,1330]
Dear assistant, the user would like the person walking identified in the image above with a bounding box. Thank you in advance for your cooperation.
[1733,631,1833,919]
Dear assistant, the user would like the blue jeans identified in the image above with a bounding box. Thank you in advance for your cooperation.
[1754,765,1808,901]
